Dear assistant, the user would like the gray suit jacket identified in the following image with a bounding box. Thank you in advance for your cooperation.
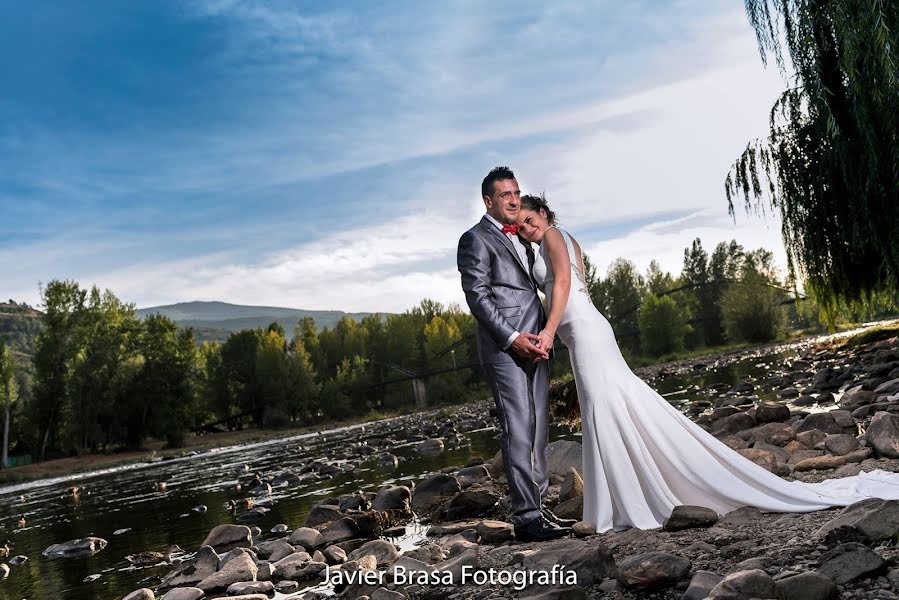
[457,216,547,365]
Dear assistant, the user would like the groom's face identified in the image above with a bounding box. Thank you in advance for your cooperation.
[484,178,521,224]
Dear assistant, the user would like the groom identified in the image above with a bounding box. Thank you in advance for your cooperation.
[457,166,574,540]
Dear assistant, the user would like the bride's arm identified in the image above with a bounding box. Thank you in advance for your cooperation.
[538,227,571,352]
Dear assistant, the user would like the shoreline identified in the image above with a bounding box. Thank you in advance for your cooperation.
[2,320,893,488]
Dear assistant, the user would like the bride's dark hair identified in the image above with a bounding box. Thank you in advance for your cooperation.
[520,193,557,225]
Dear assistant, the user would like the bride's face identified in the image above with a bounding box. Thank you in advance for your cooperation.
[517,208,548,243]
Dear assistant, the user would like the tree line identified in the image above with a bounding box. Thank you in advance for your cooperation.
[1,237,893,465]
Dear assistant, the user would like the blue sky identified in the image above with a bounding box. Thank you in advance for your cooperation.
[0,1,788,312]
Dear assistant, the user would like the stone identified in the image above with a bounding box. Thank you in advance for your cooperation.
[616,552,691,591]
[796,429,828,448]
[417,438,445,455]
[456,465,491,487]
[42,537,108,558]
[304,504,344,527]
[817,542,887,584]
[272,553,326,581]
[572,521,595,537]
[707,569,777,599]
[522,539,617,587]
[518,586,588,599]
[160,589,204,600]
[544,440,583,477]
[122,590,155,600]
[720,507,763,525]
[320,517,360,545]
[411,474,461,510]
[197,552,257,592]
[797,413,843,435]
[371,486,412,511]
[201,524,252,552]
[824,434,859,456]
[664,505,719,531]
[323,544,347,564]
[553,495,583,520]
[682,570,724,600]
[736,448,778,472]
[432,547,479,581]
[476,520,514,543]
[559,467,584,502]
[377,453,398,471]
[755,402,791,423]
[775,571,838,600]
[792,454,848,471]
[441,489,499,521]
[712,412,756,435]
[865,411,899,458]
[346,540,400,566]
[370,588,405,600]
[160,546,220,590]
[815,499,899,546]
[288,526,324,549]
[225,581,274,595]
[750,422,795,446]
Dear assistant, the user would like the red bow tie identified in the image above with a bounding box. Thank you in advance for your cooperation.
[502,223,520,235]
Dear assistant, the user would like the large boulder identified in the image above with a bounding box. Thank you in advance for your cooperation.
[616,552,691,591]
[201,524,252,552]
[815,499,899,546]
[522,540,617,587]
[682,571,724,600]
[412,474,461,511]
[736,448,778,472]
[663,505,719,531]
[346,540,400,566]
[196,552,257,593]
[559,467,584,502]
[708,569,777,599]
[797,413,843,435]
[754,402,791,423]
[372,486,412,511]
[441,489,499,521]
[288,527,324,550]
[712,412,756,435]
[823,434,859,456]
[159,546,220,590]
[865,411,899,458]
[775,572,838,600]
[545,440,583,477]
[43,537,108,558]
[817,542,887,584]
[750,422,794,446]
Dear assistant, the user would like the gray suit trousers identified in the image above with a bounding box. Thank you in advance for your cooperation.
[484,356,550,526]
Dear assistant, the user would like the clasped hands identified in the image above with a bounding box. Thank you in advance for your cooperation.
[510,329,555,362]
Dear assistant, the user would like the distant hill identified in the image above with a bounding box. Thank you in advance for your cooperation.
[136,301,381,343]
[0,300,42,360]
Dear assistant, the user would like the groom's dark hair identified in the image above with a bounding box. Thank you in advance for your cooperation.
[481,166,516,199]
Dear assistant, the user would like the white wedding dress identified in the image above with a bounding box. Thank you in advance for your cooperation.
[534,227,899,533]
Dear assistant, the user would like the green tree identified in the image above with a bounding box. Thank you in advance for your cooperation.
[256,328,289,426]
[727,0,899,316]
[639,294,692,357]
[123,315,199,448]
[645,260,676,295]
[0,339,18,467]
[32,280,87,459]
[602,259,645,354]
[286,337,320,421]
[720,256,787,343]
[218,329,262,423]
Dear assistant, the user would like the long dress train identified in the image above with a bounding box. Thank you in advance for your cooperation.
[533,227,899,533]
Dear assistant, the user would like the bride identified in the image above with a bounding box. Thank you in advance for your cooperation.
[515,193,899,533]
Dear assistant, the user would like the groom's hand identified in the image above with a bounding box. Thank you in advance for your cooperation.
[511,333,549,361]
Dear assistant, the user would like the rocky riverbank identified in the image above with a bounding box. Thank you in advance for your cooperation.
[15,325,899,600]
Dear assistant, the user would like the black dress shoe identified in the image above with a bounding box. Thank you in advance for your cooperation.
[514,516,571,541]
[542,507,578,528]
